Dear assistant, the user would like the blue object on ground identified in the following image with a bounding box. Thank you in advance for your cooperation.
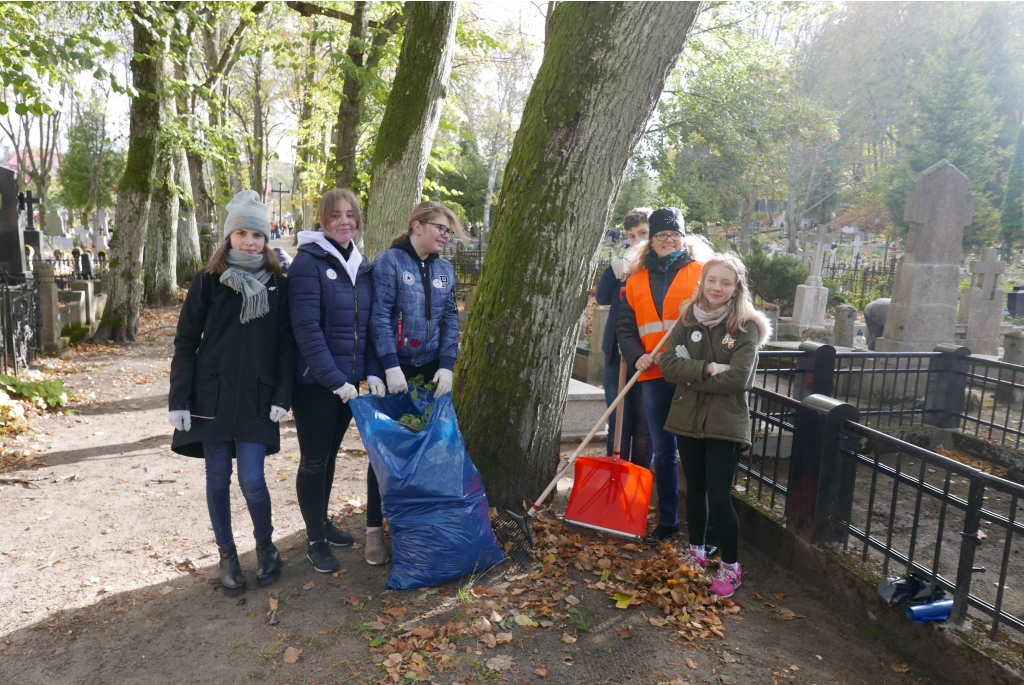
[350,388,506,590]
[905,598,954,623]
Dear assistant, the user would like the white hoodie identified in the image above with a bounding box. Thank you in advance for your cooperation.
[296,231,362,285]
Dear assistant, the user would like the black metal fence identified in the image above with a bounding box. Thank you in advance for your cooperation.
[742,388,1024,644]
[442,244,483,302]
[0,270,40,376]
[38,254,107,290]
[822,256,897,307]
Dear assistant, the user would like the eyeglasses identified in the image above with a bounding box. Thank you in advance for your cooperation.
[423,221,454,238]
[652,231,683,243]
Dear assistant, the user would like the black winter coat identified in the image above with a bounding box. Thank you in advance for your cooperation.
[169,270,295,458]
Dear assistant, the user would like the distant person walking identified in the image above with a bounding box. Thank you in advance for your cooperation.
[168,190,293,596]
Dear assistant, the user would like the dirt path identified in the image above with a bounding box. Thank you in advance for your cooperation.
[0,308,943,684]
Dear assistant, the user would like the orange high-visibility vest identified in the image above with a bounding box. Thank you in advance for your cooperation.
[625,261,703,381]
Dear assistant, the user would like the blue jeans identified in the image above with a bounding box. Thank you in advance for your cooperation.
[603,360,653,469]
[641,377,679,528]
[203,441,273,547]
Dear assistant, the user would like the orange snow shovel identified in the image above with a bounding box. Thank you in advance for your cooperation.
[492,322,677,563]
[563,353,653,540]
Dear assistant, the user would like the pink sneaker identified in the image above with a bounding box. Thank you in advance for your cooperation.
[689,550,707,570]
[709,563,742,598]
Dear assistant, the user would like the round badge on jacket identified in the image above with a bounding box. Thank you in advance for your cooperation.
[692,330,703,342]
[326,268,337,280]
[432,277,443,288]
[403,271,415,285]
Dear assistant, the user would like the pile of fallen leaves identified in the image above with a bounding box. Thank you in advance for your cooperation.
[352,513,740,684]
[935,444,1007,478]
[138,306,182,339]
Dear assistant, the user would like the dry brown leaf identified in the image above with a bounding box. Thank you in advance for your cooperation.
[302,581,315,590]
[777,608,795,621]
[486,655,513,671]
[891,663,910,673]
[649,617,668,627]
[283,647,301,664]
[561,633,577,644]
[533,667,549,678]
[752,592,765,601]
[495,632,513,645]
[383,605,408,617]
[773,593,785,601]
[332,568,348,578]
[619,627,633,639]
[564,595,580,606]
[685,657,699,670]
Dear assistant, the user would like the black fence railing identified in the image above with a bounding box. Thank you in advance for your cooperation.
[835,416,1024,641]
[831,350,940,429]
[822,256,897,306]
[957,357,1024,451]
[0,269,40,375]
[745,389,1024,644]
[442,244,483,302]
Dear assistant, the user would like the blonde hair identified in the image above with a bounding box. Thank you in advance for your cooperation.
[205,236,282,277]
[679,252,758,335]
[623,233,714,278]
[315,188,363,237]
[390,201,467,247]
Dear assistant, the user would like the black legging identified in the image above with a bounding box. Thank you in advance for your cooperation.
[677,436,741,564]
[292,383,383,539]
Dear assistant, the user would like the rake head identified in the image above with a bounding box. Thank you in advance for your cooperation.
[491,509,535,569]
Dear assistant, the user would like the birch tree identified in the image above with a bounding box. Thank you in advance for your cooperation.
[362,1,459,257]
[453,1,702,508]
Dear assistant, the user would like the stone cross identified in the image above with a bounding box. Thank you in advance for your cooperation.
[852,234,862,258]
[878,160,974,352]
[959,247,1006,355]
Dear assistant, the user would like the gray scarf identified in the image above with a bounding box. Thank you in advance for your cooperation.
[220,249,272,323]
[693,300,731,328]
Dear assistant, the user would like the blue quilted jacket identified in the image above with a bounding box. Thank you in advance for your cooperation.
[288,232,384,391]
[370,237,459,370]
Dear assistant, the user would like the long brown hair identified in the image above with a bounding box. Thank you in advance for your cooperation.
[315,188,363,236]
[205,236,282,277]
[389,201,467,247]
[679,252,757,335]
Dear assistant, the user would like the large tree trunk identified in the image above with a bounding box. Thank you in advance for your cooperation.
[95,7,166,342]
[452,2,700,509]
[144,145,179,306]
[362,2,458,257]
[738,190,755,252]
[176,146,203,284]
[785,140,799,253]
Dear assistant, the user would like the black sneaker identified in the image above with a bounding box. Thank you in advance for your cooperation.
[324,520,354,547]
[306,540,341,574]
[642,524,680,545]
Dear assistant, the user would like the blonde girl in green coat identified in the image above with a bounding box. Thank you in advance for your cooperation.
[659,253,771,598]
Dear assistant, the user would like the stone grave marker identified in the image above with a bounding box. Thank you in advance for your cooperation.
[958,247,1006,355]
[833,304,857,347]
[878,160,974,352]
[785,224,829,336]
[0,167,27,277]
[996,331,1024,405]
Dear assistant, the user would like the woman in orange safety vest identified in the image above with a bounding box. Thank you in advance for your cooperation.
[616,207,710,545]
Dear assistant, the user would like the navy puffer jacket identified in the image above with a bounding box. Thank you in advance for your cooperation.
[288,232,384,390]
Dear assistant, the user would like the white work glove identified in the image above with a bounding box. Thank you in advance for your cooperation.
[269,405,288,422]
[385,367,408,395]
[708,363,731,376]
[674,344,691,360]
[366,376,386,398]
[168,410,191,432]
[432,368,453,396]
[611,258,627,280]
[334,383,358,403]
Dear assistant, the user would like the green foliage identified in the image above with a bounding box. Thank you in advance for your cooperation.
[611,163,654,227]
[743,238,810,312]
[1001,126,1024,251]
[54,95,124,224]
[0,373,70,409]
[60,322,90,346]
[396,375,438,432]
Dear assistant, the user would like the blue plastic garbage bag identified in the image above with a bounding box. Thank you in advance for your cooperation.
[349,387,506,590]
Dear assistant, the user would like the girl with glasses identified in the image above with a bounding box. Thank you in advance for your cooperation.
[616,207,713,545]
[370,201,463,393]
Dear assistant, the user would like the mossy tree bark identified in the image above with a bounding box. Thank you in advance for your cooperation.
[363,1,458,257]
[95,5,167,342]
[176,146,203,284]
[452,1,701,509]
[143,96,179,307]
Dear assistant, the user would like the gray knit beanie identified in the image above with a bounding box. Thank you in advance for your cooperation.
[224,190,271,241]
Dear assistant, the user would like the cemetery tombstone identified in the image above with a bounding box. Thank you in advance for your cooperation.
[833,304,857,347]
[789,224,829,330]
[958,247,1006,355]
[0,168,28,278]
[878,161,973,352]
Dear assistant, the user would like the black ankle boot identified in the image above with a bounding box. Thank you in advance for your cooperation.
[218,544,246,596]
[255,538,281,587]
